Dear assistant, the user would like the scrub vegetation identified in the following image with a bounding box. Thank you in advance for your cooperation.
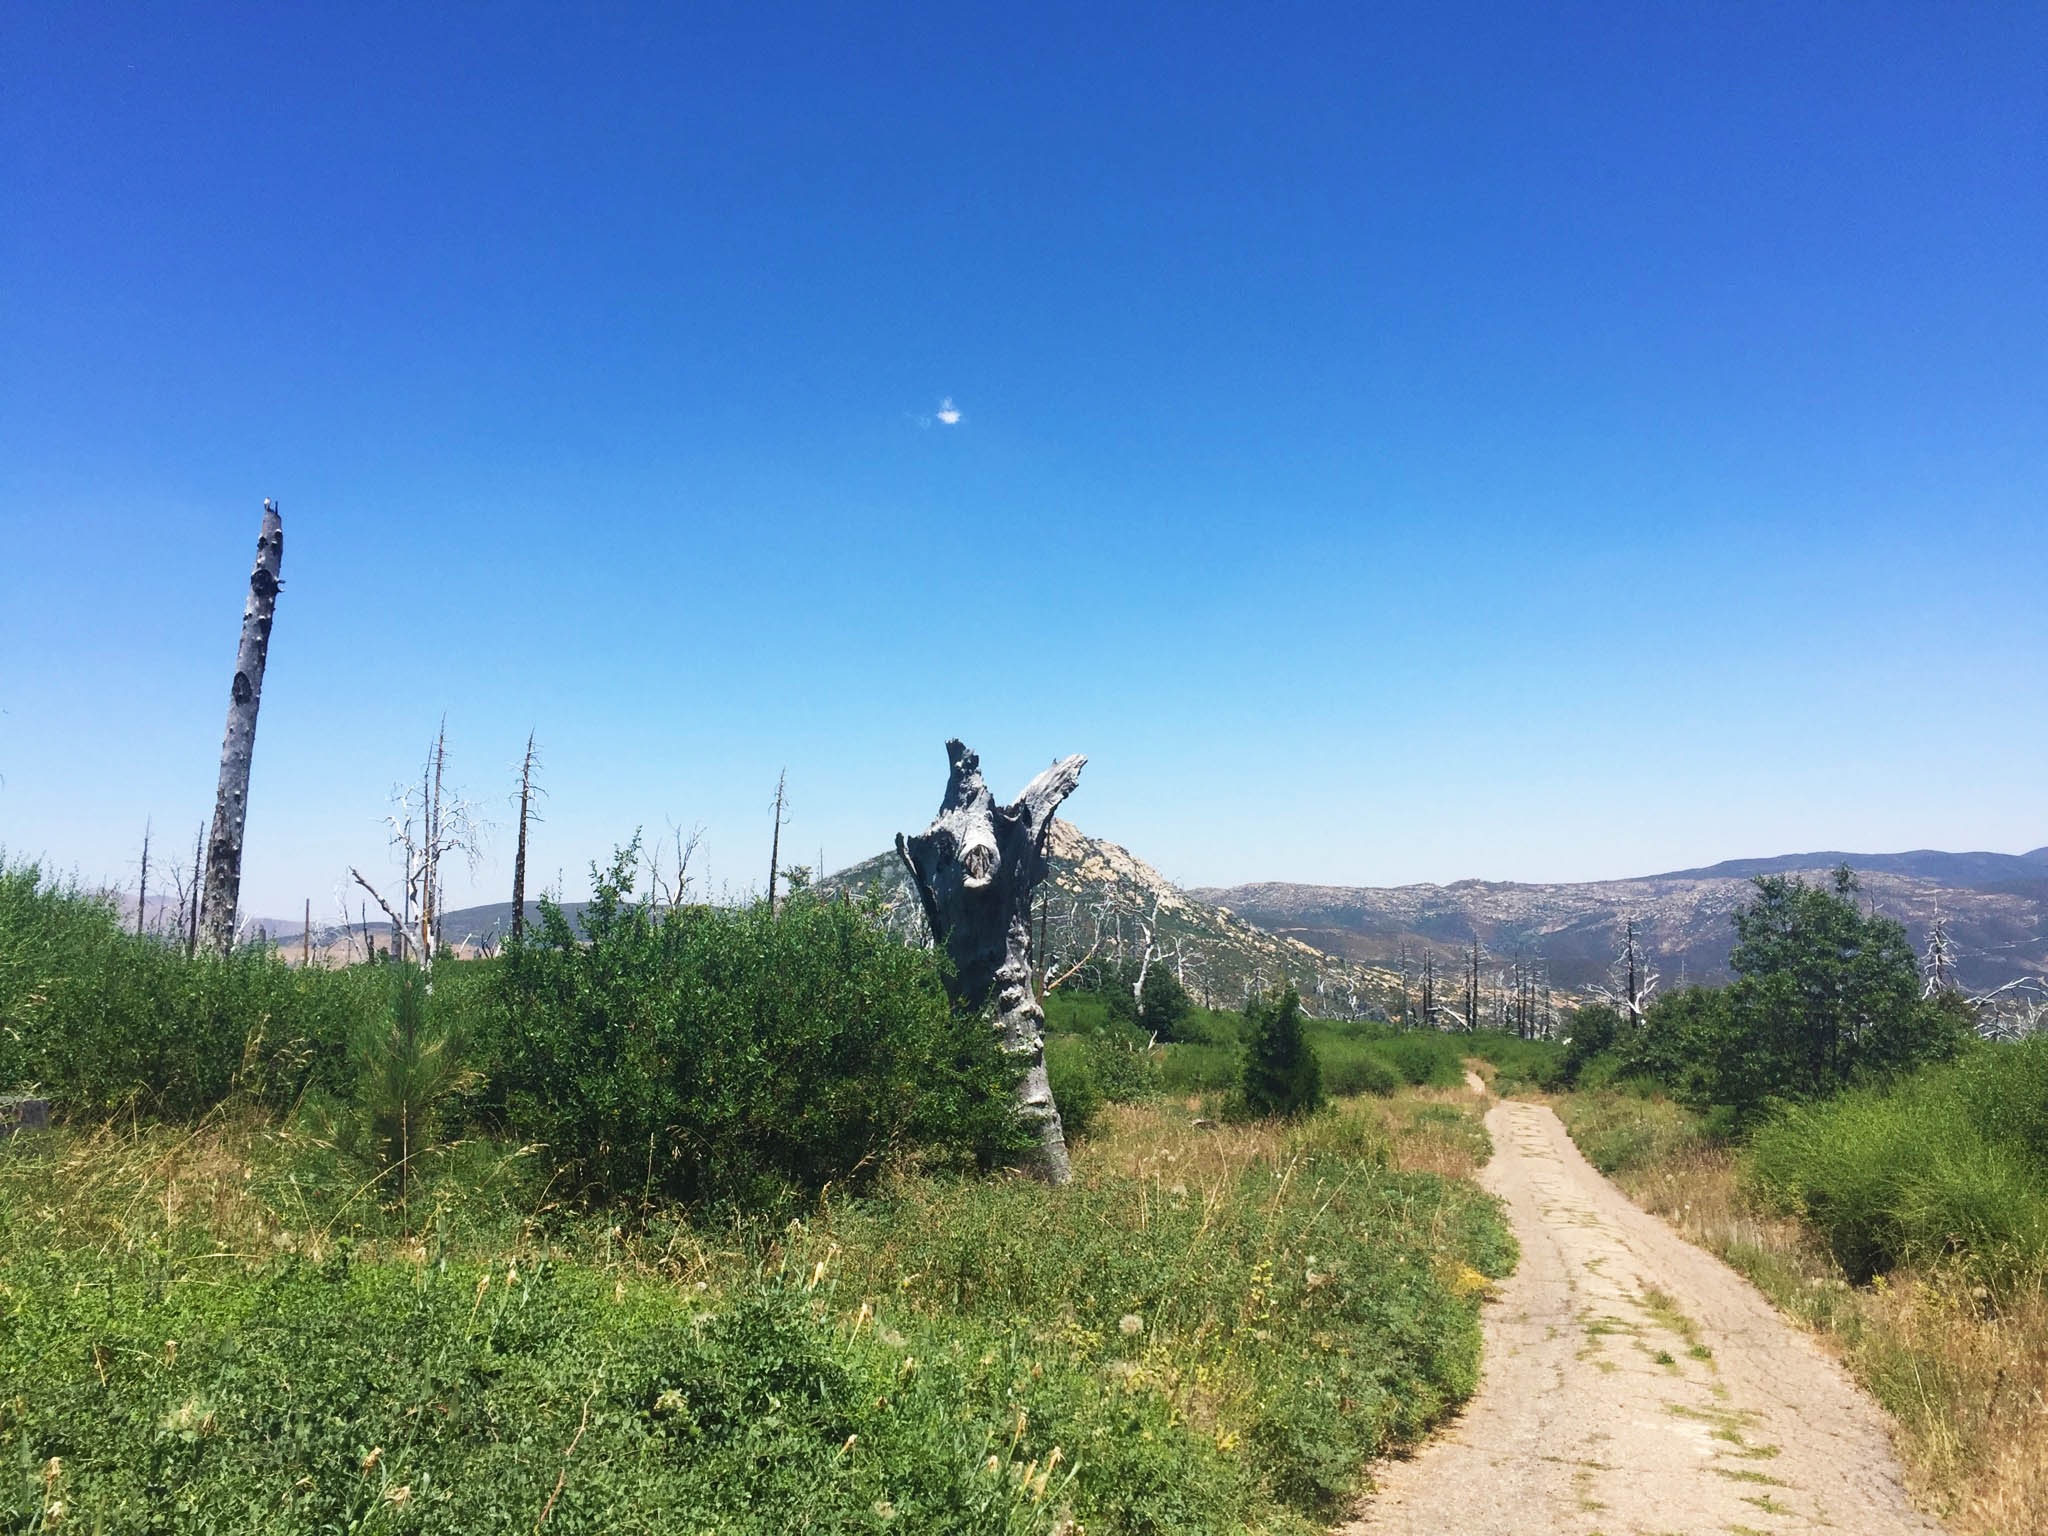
[2,858,1513,1534]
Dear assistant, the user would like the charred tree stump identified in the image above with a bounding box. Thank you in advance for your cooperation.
[198,500,284,957]
[897,739,1085,1184]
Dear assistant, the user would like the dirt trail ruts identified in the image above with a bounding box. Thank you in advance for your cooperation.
[1348,1096,1943,1536]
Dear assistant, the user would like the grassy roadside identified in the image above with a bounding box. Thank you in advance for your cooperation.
[1,1091,1510,1535]
[1552,1089,2047,1536]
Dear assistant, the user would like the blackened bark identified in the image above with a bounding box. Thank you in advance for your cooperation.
[511,731,536,941]
[198,501,284,956]
[897,739,1085,1184]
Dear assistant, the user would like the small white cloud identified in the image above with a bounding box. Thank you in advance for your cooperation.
[935,397,961,426]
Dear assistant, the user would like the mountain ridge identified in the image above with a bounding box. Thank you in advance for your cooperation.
[1195,844,2048,995]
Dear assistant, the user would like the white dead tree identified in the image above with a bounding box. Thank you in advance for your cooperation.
[1594,918,1659,1029]
[349,723,484,974]
[1043,898,1105,994]
[1921,912,1959,999]
[1126,891,1164,1005]
[648,823,704,914]
[1970,976,2048,1040]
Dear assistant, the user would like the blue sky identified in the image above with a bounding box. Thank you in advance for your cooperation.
[3,3,2044,921]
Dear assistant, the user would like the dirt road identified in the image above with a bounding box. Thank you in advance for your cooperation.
[1349,1094,1942,1535]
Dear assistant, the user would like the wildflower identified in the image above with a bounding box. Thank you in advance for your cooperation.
[1118,1313,1143,1336]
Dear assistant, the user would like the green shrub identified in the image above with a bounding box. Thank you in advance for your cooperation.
[1240,987,1324,1119]
[1088,1037,1161,1104]
[1137,965,1193,1039]
[1042,1033,1104,1141]
[1745,1075,2048,1289]
[1157,1040,1240,1095]
[1377,1032,1465,1088]
[297,967,480,1217]
[1314,1036,1401,1097]
[1467,1029,1564,1092]
[1558,1004,1622,1085]
[479,845,1026,1208]
[0,858,377,1118]
[1949,1035,2048,1172]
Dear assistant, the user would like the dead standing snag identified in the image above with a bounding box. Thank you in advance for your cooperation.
[896,740,1085,1184]
[198,500,284,957]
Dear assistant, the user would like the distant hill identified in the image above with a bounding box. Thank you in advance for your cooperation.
[261,899,585,957]
[823,820,1406,1018]
[1195,847,2048,996]
[1654,848,2048,885]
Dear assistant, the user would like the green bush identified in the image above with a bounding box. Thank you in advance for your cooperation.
[1558,1004,1622,1085]
[1377,1032,1466,1089]
[479,845,1026,1208]
[1042,1033,1104,1141]
[1313,1035,1401,1097]
[1137,965,1193,1040]
[1467,1029,1564,1092]
[1088,1037,1161,1105]
[1240,987,1325,1119]
[1745,1071,2048,1289]
[0,858,377,1118]
[1949,1034,2048,1172]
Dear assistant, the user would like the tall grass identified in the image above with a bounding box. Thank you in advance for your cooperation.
[0,858,381,1116]
[1746,1048,2048,1292]
[0,1095,1512,1534]
[1557,1088,1719,1176]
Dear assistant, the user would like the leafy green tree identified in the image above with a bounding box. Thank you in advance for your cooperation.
[1559,1002,1622,1085]
[1725,868,1964,1100]
[1240,986,1324,1119]
[1138,965,1194,1040]
[1613,871,1969,1124]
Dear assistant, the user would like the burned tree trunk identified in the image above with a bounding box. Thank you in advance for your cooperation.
[767,768,787,914]
[897,739,1085,1184]
[511,731,538,941]
[198,500,284,957]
